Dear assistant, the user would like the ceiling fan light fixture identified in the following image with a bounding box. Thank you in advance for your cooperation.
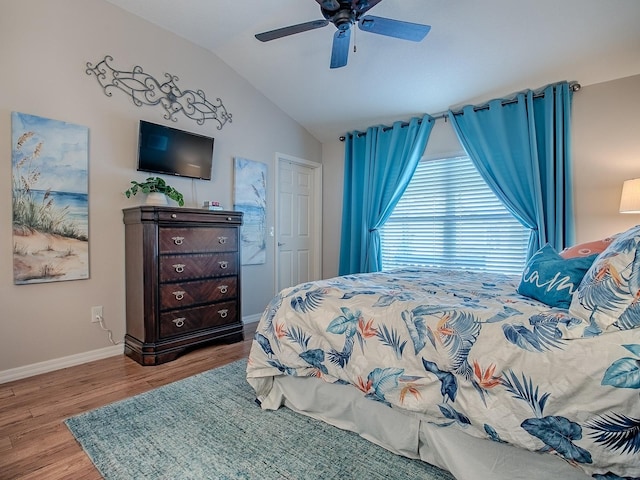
[332,10,356,30]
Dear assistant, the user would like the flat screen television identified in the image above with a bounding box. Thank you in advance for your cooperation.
[137,120,214,180]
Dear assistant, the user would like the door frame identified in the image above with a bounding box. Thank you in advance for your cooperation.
[274,152,323,296]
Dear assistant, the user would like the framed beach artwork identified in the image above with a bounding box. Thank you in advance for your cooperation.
[233,157,267,265]
[11,112,89,284]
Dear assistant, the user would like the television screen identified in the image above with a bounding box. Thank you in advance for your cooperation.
[137,120,214,180]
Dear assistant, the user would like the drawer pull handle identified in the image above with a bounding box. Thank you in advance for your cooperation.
[218,285,228,294]
[172,236,185,245]
[171,214,177,219]
[218,309,228,318]
[173,264,185,273]
[172,291,185,301]
[218,236,228,244]
[172,317,186,328]
[218,261,229,269]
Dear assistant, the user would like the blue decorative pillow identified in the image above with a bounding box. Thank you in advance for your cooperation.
[517,244,597,308]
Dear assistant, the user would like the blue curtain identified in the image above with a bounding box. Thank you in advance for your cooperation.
[448,82,575,258]
[339,115,434,275]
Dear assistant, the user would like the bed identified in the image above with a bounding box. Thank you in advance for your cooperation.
[246,226,640,480]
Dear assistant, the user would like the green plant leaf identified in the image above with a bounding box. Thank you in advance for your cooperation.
[124,177,184,206]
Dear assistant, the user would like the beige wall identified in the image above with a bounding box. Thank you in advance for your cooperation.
[322,74,640,278]
[572,75,640,241]
[0,0,321,374]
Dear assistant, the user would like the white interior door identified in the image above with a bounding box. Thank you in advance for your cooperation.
[276,154,322,293]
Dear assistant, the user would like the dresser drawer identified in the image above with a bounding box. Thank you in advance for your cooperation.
[159,301,237,338]
[159,252,237,282]
[159,277,237,310]
[159,227,237,254]
[154,209,242,225]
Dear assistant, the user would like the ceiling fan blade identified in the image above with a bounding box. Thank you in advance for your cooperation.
[351,0,383,15]
[358,15,431,42]
[255,19,329,42]
[315,0,340,10]
[330,28,351,69]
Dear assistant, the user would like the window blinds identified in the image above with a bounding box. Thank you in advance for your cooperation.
[380,156,529,275]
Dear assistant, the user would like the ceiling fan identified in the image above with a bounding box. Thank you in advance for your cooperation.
[255,0,431,69]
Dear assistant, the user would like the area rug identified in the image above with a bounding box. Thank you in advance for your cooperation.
[65,359,454,480]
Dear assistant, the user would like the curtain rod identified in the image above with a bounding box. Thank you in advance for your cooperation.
[339,82,581,141]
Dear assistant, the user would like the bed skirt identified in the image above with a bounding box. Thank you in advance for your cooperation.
[255,375,591,480]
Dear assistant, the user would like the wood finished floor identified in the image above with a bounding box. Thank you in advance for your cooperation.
[0,324,256,480]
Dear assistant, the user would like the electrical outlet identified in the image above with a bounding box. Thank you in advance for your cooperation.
[91,306,103,323]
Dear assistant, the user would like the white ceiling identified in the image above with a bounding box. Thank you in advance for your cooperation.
[104,0,640,143]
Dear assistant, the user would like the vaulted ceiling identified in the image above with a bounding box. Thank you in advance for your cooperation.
[105,0,640,143]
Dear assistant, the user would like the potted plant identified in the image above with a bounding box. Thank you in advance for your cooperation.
[124,177,185,206]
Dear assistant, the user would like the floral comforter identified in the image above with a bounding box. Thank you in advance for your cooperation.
[246,268,640,478]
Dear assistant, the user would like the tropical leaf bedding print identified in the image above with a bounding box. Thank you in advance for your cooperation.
[246,267,640,479]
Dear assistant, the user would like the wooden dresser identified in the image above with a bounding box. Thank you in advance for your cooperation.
[123,206,244,365]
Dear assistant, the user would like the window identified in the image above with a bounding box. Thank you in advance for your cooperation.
[380,156,529,275]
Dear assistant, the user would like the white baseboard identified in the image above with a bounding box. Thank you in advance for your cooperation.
[0,344,124,384]
[242,313,262,324]
[1,314,262,384]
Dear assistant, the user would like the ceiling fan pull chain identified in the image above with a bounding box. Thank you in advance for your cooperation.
[353,24,357,53]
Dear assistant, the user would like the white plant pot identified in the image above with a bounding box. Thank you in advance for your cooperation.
[145,192,168,206]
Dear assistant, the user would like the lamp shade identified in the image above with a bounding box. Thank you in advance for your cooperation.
[619,178,640,213]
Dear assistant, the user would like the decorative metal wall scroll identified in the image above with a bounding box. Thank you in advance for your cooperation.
[86,55,232,130]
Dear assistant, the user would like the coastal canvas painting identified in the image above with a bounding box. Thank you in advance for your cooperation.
[11,112,89,284]
[233,157,267,265]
